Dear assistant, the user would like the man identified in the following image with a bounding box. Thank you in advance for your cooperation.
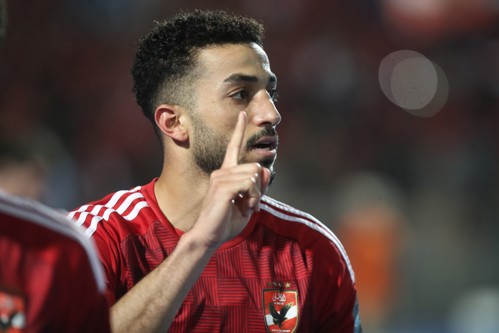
[0,1,110,332]
[70,9,361,332]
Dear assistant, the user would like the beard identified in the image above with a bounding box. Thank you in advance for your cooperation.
[191,116,277,185]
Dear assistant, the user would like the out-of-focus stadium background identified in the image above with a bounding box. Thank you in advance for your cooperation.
[1,0,499,332]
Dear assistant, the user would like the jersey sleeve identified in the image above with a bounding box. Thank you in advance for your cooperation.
[91,222,124,305]
[0,192,111,333]
[314,236,362,333]
[258,196,362,332]
[48,238,112,333]
[68,206,125,306]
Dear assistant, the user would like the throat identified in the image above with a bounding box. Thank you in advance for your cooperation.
[154,175,207,232]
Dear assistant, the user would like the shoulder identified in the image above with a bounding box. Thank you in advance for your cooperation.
[1,190,92,249]
[0,190,106,292]
[259,195,355,282]
[68,184,153,238]
[260,195,340,244]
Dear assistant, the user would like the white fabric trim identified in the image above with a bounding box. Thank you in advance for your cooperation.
[0,191,106,292]
[70,186,148,237]
[260,196,355,283]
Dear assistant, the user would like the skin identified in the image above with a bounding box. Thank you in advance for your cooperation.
[110,43,281,333]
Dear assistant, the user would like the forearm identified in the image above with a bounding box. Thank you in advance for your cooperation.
[110,231,216,333]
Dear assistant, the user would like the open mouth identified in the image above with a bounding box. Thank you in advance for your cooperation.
[251,137,278,150]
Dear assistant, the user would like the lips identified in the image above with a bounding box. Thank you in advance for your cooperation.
[250,136,278,150]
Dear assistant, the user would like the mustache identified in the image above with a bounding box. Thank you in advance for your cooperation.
[246,127,278,149]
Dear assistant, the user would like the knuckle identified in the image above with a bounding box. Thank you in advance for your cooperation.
[210,170,221,180]
[209,171,226,186]
[250,163,261,173]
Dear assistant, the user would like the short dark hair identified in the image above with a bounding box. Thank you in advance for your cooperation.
[131,9,265,128]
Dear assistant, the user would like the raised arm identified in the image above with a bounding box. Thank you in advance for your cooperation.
[109,112,270,333]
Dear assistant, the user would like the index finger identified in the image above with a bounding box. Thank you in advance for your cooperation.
[222,111,247,168]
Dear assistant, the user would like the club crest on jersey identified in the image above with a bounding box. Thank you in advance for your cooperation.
[263,286,299,333]
[0,289,26,333]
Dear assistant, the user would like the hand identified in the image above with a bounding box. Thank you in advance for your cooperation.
[189,112,271,248]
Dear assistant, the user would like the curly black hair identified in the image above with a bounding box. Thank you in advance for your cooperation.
[131,9,265,129]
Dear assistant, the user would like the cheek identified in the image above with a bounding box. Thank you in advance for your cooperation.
[220,116,241,139]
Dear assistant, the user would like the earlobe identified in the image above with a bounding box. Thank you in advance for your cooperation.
[154,104,189,142]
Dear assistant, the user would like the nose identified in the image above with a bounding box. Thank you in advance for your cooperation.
[251,90,282,127]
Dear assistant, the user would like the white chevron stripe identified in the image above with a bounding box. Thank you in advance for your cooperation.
[260,198,355,283]
[70,186,148,237]
[116,192,143,215]
[105,186,141,209]
[124,201,149,221]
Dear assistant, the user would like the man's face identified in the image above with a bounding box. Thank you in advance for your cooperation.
[189,43,281,181]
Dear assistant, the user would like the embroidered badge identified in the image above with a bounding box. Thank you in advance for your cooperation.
[0,289,26,333]
[263,284,298,333]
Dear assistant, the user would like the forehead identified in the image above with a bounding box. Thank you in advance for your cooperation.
[195,43,273,82]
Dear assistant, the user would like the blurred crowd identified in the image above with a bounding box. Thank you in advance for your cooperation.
[1,0,498,332]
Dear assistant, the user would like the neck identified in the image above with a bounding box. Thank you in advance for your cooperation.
[154,160,210,232]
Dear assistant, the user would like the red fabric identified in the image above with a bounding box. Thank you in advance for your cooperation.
[0,193,110,333]
[71,179,359,332]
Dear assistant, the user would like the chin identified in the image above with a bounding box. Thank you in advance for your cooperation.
[262,161,277,186]
[269,169,276,186]
[260,158,275,170]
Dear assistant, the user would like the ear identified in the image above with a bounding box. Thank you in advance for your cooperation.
[154,104,189,143]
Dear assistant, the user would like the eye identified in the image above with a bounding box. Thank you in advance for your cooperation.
[268,88,279,103]
[231,90,250,101]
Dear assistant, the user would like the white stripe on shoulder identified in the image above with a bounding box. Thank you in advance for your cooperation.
[105,186,142,209]
[70,186,148,237]
[0,191,106,292]
[71,186,142,215]
[124,201,149,221]
[116,192,143,215]
[260,196,355,283]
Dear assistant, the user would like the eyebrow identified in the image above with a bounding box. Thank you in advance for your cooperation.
[223,73,277,85]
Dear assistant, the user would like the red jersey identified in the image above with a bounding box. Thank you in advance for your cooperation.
[0,190,111,333]
[70,179,361,333]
